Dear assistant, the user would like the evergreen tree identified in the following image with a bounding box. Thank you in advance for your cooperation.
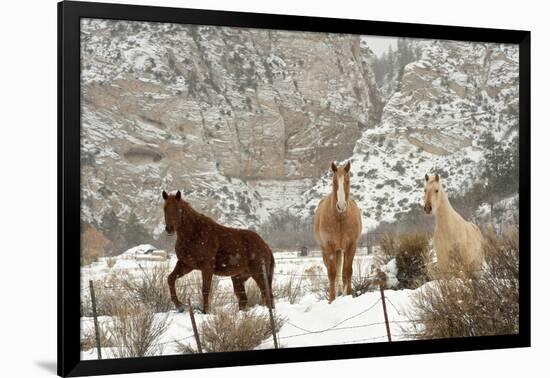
[479,132,520,219]
[371,38,418,93]
[100,209,128,255]
[124,212,151,247]
[101,209,121,234]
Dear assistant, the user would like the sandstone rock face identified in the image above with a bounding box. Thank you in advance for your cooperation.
[81,19,519,239]
[80,19,381,235]
[293,40,519,229]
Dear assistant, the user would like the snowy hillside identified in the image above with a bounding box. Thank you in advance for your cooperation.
[295,40,519,229]
[80,19,383,239]
[80,19,519,243]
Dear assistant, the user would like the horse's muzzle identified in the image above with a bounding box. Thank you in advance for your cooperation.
[165,225,175,235]
[336,204,347,213]
[424,204,432,214]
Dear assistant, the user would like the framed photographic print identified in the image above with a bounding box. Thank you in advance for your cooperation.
[58,0,530,376]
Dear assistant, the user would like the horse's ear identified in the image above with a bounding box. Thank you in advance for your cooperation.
[331,162,338,172]
[162,190,168,200]
[344,161,351,173]
[425,174,429,182]
[435,174,440,182]
[175,190,181,200]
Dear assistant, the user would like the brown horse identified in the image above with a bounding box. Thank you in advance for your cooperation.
[162,190,275,313]
[314,162,362,303]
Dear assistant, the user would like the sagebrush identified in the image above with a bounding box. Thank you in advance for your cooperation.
[408,227,519,339]
[107,301,171,358]
[380,232,430,289]
[198,308,283,352]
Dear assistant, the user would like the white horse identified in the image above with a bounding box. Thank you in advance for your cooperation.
[423,174,484,276]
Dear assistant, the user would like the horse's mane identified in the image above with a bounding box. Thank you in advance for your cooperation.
[181,200,211,222]
[179,200,234,232]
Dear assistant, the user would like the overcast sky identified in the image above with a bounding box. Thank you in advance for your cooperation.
[361,35,398,57]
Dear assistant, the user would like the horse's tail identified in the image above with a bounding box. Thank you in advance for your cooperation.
[266,250,275,308]
[269,251,275,285]
[335,249,343,296]
[260,239,275,307]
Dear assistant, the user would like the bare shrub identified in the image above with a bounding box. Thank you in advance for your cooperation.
[257,210,316,250]
[372,236,395,269]
[121,264,173,313]
[107,301,171,358]
[408,227,519,339]
[484,226,519,281]
[174,340,198,354]
[82,267,185,317]
[311,259,374,300]
[199,308,283,352]
[303,265,324,285]
[208,277,234,309]
[80,331,95,351]
[272,270,303,304]
[182,271,231,310]
[301,265,329,300]
[351,259,373,297]
[81,276,127,317]
[380,232,430,289]
[314,280,330,301]
[80,326,113,351]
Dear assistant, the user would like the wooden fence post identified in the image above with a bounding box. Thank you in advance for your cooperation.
[262,262,279,349]
[187,297,203,353]
[89,280,102,359]
[379,282,392,342]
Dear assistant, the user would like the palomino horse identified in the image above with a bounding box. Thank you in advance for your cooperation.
[423,174,484,276]
[162,190,275,313]
[314,162,362,303]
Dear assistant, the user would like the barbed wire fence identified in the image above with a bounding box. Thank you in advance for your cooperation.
[82,260,489,359]
[84,268,399,359]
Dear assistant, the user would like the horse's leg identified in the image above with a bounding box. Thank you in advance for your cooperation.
[321,245,329,269]
[201,269,214,314]
[231,275,248,311]
[343,242,357,296]
[251,269,273,309]
[335,249,343,296]
[168,260,191,312]
[324,244,337,304]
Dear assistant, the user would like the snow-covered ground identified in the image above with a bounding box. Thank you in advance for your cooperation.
[81,246,419,360]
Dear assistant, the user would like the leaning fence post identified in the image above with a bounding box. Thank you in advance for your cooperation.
[187,297,203,353]
[89,280,102,359]
[262,262,279,349]
[379,281,392,342]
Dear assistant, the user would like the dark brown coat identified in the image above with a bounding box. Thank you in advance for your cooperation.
[162,190,275,313]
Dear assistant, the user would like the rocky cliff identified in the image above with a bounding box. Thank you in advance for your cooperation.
[80,18,519,241]
[293,39,519,229]
[80,19,382,235]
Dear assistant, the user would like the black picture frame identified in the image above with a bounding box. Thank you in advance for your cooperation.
[58,1,531,376]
